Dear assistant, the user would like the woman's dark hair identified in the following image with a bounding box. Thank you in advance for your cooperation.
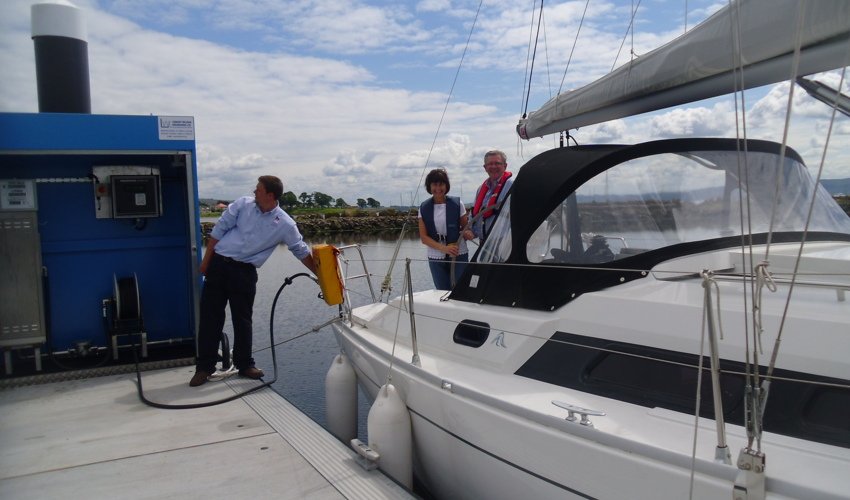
[424,168,450,194]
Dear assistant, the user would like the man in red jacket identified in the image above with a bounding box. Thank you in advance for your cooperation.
[464,150,513,243]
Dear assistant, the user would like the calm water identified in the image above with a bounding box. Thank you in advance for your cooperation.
[210,229,440,439]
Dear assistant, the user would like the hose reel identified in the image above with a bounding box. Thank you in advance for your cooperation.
[111,273,147,359]
[114,273,141,321]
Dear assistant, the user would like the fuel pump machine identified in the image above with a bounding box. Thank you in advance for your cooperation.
[0,113,203,375]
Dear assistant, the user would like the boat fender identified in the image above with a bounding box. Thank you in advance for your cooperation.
[325,353,357,442]
[312,244,344,306]
[367,383,412,489]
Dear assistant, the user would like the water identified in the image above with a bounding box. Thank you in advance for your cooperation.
[213,230,435,439]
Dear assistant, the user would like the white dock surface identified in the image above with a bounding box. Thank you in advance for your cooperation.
[0,366,413,499]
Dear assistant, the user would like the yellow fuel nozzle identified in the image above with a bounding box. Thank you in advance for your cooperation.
[313,244,344,306]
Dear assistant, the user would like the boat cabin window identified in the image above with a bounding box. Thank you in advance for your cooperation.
[517,331,850,448]
[527,150,850,264]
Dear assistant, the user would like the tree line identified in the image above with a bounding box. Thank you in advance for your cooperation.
[280,191,381,209]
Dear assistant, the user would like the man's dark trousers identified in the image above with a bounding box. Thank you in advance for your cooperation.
[196,253,258,372]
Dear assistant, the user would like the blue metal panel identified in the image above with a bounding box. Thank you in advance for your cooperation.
[0,112,195,151]
[0,112,201,358]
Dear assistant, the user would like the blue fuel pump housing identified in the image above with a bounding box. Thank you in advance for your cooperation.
[0,112,202,372]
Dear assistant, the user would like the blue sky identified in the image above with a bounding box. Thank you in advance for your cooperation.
[1,0,847,205]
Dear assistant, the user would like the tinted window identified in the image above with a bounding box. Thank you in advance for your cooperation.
[516,331,849,448]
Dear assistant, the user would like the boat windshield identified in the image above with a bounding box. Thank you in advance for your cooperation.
[478,149,850,265]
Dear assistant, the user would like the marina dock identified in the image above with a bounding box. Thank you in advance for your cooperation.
[0,365,413,499]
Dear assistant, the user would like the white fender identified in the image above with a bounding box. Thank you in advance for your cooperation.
[325,353,357,442]
[367,383,412,489]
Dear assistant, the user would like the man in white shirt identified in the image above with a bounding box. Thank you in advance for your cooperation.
[190,175,316,387]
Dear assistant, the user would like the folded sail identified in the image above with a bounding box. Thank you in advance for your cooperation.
[518,0,850,140]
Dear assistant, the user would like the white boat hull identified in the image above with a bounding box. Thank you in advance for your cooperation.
[332,254,850,499]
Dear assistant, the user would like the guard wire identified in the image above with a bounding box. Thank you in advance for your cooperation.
[132,272,313,410]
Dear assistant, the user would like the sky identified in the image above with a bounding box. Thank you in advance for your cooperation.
[1,0,848,206]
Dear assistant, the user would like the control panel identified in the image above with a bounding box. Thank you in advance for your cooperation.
[92,166,162,219]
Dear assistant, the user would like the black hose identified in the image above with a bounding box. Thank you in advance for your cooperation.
[132,273,312,409]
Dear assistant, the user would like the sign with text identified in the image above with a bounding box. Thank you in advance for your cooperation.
[0,179,37,210]
[158,116,195,141]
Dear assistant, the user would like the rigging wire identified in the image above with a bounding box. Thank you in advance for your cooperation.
[557,0,591,96]
[384,261,409,386]
[379,0,484,300]
[409,0,484,201]
[542,8,553,107]
[540,8,560,152]
[725,0,761,451]
[522,0,540,116]
[689,274,711,500]
[522,0,546,118]
[765,3,808,260]
[519,2,559,159]
[753,4,814,421]
[611,0,643,72]
[764,62,850,407]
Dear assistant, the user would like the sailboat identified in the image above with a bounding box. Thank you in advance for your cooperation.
[331,1,850,498]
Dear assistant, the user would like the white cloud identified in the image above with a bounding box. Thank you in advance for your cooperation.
[323,150,381,176]
[2,0,847,207]
[648,104,733,137]
[417,0,450,13]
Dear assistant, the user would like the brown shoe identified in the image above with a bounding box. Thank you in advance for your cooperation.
[239,366,264,379]
[189,370,211,387]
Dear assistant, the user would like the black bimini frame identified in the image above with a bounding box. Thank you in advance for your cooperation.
[449,138,850,311]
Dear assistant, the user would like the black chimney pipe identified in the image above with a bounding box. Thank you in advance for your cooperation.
[31,1,91,113]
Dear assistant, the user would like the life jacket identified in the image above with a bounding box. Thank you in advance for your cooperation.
[420,196,461,244]
[472,171,512,220]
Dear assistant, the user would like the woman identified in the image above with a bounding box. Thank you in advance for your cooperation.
[418,168,473,290]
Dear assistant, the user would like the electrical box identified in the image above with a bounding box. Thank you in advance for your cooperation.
[92,166,162,219]
[0,180,46,348]
[111,175,161,218]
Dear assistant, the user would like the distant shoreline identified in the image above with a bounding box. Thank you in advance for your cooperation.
[201,214,418,240]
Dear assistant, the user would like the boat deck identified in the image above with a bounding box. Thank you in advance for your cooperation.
[0,365,413,499]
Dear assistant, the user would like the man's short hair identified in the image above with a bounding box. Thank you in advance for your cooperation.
[424,168,451,194]
[484,150,507,164]
[258,175,284,200]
